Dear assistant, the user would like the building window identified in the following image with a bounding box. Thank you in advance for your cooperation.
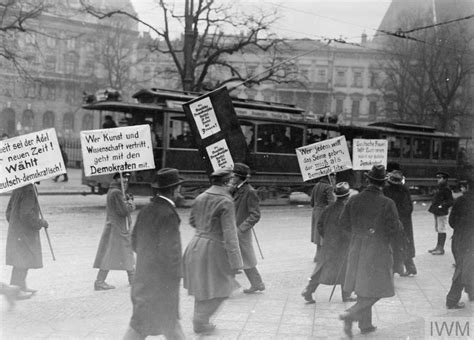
[413,138,430,159]
[335,70,346,86]
[353,71,363,87]
[300,68,309,80]
[369,101,377,120]
[247,64,257,75]
[22,110,35,132]
[66,38,76,49]
[336,99,344,114]
[351,100,360,118]
[369,71,379,88]
[63,112,75,132]
[46,84,56,100]
[82,113,94,130]
[316,68,327,83]
[65,52,78,74]
[43,111,55,128]
[385,100,394,118]
[45,55,56,71]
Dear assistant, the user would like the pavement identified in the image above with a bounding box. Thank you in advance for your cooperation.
[0,172,472,339]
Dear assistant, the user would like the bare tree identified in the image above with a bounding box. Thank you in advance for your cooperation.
[80,0,299,92]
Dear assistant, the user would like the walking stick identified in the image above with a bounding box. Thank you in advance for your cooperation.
[329,249,348,302]
[33,184,56,261]
[252,228,264,260]
[119,172,130,232]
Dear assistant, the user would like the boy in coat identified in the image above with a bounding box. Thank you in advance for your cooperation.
[231,163,265,293]
[124,168,185,340]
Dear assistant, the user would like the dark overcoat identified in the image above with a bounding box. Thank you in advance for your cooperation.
[312,199,350,285]
[6,184,43,269]
[428,182,453,216]
[383,183,415,258]
[234,182,261,269]
[129,196,182,337]
[183,185,243,301]
[93,182,135,270]
[310,177,335,245]
[449,190,474,289]
[340,185,400,298]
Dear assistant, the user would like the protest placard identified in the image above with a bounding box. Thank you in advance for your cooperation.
[0,128,66,193]
[80,125,155,177]
[206,139,234,170]
[189,96,222,139]
[295,136,352,181]
[352,139,388,170]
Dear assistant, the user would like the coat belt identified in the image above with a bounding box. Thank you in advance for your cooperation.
[195,231,223,243]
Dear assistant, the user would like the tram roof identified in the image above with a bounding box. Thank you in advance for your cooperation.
[82,101,178,114]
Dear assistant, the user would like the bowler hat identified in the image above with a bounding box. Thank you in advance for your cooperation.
[436,171,449,178]
[334,182,350,197]
[365,165,387,182]
[113,172,131,179]
[387,170,404,185]
[233,163,251,178]
[210,168,233,178]
[152,168,184,189]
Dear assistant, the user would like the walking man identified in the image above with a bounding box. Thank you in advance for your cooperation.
[231,163,265,294]
[124,168,185,339]
[183,169,243,334]
[338,165,401,337]
[93,172,135,290]
[301,182,356,304]
[428,171,454,255]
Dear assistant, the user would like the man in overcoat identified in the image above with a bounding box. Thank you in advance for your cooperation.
[183,168,243,334]
[445,175,474,309]
[6,183,49,294]
[310,173,335,262]
[428,171,454,255]
[93,172,135,290]
[339,165,400,337]
[301,182,356,304]
[231,163,265,294]
[124,168,185,340]
[383,170,417,276]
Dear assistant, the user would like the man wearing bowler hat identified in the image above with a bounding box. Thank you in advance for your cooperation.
[338,165,401,337]
[230,163,265,294]
[428,171,454,255]
[124,168,185,340]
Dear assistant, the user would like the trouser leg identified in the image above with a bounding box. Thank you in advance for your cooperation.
[304,266,321,294]
[341,285,351,300]
[10,267,28,289]
[244,267,263,287]
[123,327,145,340]
[358,305,373,330]
[446,275,464,307]
[438,233,446,250]
[405,257,417,273]
[194,297,226,324]
[96,269,109,282]
[127,270,135,285]
[162,320,185,340]
[345,296,379,324]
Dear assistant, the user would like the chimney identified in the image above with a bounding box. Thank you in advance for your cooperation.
[361,32,367,45]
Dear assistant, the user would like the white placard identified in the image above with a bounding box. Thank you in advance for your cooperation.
[80,125,155,177]
[295,136,352,181]
[206,139,234,171]
[0,128,66,193]
[189,96,221,139]
[352,139,388,170]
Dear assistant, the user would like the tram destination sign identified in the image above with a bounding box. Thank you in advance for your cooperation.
[295,136,352,181]
[80,125,155,177]
[352,139,388,170]
[0,128,66,193]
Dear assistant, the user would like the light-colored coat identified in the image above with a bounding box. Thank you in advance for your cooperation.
[234,182,261,269]
[310,177,335,245]
[183,185,243,301]
[93,182,135,270]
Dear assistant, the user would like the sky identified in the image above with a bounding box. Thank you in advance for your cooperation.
[129,0,392,43]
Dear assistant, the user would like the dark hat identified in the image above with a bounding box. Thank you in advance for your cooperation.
[365,165,387,182]
[334,182,350,197]
[233,163,250,178]
[386,161,401,173]
[210,168,233,178]
[436,171,449,178]
[113,172,131,179]
[387,170,404,185]
[152,168,184,189]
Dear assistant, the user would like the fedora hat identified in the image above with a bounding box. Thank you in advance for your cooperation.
[210,168,233,178]
[334,182,350,197]
[436,171,449,179]
[387,170,404,185]
[365,165,387,182]
[113,172,131,179]
[233,163,251,178]
[152,168,184,189]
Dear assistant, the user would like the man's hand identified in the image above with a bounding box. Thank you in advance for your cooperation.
[232,269,242,275]
[40,219,49,229]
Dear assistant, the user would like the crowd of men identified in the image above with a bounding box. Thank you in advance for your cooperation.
[3,162,473,339]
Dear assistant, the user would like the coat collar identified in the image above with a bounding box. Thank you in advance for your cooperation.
[365,184,384,194]
[207,185,232,198]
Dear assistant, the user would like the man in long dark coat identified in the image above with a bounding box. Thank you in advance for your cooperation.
[339,165,400,337]
[124,168,185,340]
[6,183,49,294]
[231,163,264,294]
[183,169,243,334]
[301,182,356,304]
[445,175,474,309]
[383,170,417,276]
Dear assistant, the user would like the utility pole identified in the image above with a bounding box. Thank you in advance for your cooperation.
[183,0,194,91]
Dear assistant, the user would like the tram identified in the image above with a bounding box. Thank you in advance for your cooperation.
[82,88,466,198]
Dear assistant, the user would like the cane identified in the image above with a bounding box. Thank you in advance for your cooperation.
[33,184,56,261]
[119,172,130,232]
[329,249,348,302]
[252,228,264,260]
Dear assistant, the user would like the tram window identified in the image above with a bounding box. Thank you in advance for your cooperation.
[169,116,197,149]
[306,127,340,144]
[441,140,457,160]
[413,137,429,159]
[386,136,401,157]
[256,124,302,154]
[401,137,412,158]
[432,140,441,160]
[129,113,163,147]
[239,121,255,150]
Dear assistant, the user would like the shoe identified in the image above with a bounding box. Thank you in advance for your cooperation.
[360,325,377,334]
[22,287,37,294]
[431,249,445,255]
[301,288,315,304]
[243,283,265,294]
[428,247,438,253]
[62,179,68,182]
[53,177,58,182]
[342,296,357,302]
[447,302,465,309]
[339,313,353,338]
[94,281,115,291]
[193,322,216,334]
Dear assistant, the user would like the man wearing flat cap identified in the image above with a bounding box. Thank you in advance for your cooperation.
[183,168,243,334]
[230,163,265,294]
[338,165,401,337]
[428,171,454,255]
[93,172,135,290]
[124,168,185,340]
